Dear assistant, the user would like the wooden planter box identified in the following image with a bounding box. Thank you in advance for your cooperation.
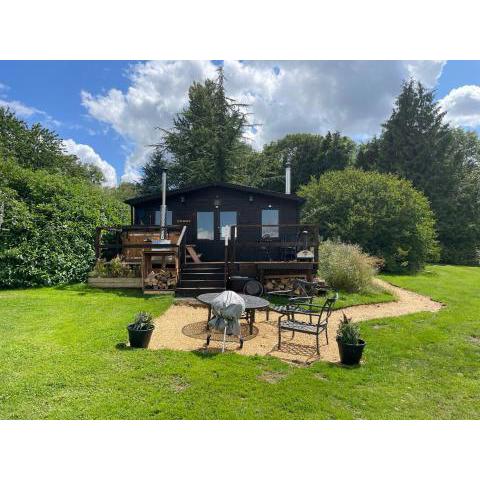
[87,277,142,289]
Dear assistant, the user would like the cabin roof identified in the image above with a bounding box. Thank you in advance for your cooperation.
[124,182,305,206]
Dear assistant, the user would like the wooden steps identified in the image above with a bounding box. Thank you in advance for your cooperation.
[175,263,226,297]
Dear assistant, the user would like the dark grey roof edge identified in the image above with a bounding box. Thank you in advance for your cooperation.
[124,182,305,205]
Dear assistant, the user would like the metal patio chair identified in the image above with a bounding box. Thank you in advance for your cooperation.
[277,293,338,355]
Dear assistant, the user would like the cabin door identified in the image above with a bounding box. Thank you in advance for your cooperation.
[194,210,237,261]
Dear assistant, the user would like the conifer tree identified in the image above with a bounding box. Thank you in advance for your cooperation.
[158,67,249,187]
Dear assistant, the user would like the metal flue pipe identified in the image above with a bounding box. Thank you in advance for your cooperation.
[160,168,167,239]
[285,158,292,195]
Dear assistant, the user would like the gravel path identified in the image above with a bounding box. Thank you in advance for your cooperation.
[148,279,443,364]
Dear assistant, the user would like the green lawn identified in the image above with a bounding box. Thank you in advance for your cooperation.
[0,265,479,419]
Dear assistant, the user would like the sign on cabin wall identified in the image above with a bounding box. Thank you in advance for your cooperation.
[177,219,191,224]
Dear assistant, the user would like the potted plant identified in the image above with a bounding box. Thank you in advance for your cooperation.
[336,313,366,365]
[127,311,155,348]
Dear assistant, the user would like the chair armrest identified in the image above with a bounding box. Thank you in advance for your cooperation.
[288,296,314,303]
[267,289,294,297]
[288,303,323,312]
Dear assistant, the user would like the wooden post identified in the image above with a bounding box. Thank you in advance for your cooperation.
[130,206,134,225]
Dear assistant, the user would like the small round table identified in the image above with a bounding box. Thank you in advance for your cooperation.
[197,293,270,336]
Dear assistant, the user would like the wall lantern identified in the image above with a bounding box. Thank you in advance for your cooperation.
[268,204,272,208]
[214,198,221,209]
[180,195,185,203]
[248,195,254,203]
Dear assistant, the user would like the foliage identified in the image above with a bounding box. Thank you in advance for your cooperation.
[300,169,439,273]
[259,132,356,193]
[336,313,361,345]
[0,106,103,183]
[439,128,480,264]
[0,159,128,288]
[158,67,250,187]
[130,311,154,331]
[139,148,170,194]
[107,182,139,202]
[316,240,380,292]
[90,257,140,278]
[356,81,480,265]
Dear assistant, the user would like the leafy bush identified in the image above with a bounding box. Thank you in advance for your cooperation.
[301,168,439,273]
[317,240,380,292]
[130,312,154,331]
[0,159,129,288]
[336,313,360,345]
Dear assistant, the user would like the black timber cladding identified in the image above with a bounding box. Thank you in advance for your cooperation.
[125,182,305,261]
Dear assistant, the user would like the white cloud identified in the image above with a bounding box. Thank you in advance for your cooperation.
[439,85,480,127]
[81,60,446,182]
[62,139,117,187]
[0,98,43,117]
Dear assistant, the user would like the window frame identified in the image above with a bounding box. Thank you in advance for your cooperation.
[219,211,238,240]
[261,209,279,238]
[196,211,215,240]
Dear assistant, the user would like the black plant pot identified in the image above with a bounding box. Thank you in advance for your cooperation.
[127,324,154,348]
[336,338,366,365]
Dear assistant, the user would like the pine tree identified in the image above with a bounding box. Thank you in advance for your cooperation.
[158,67,249,187]
[362,80,480,264]
[378,80,453,195]
[139,148,169,194]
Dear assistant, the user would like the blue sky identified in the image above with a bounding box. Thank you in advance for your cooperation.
[1,60,479,186]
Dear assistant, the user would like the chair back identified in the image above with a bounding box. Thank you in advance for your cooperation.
[317,292,338,326]
[293,279,315,296]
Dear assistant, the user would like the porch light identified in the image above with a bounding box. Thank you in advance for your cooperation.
[214,198,221,209]
[180,195,185,203]
[248,195,254,203]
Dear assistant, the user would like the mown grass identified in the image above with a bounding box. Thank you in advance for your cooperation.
[0,265,479,419]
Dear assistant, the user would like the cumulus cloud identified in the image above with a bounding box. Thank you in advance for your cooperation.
[0,98,43,117]
[81,60,446,182]
[439,85,480,127]
[62,139,117,187]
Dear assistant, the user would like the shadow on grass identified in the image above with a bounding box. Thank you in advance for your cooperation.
[191,347,226,359]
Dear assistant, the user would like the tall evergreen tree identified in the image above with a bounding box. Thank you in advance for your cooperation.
[139,148,169,194]
[158,67,249,187]
[378,80,453,195]
[360,80,480,264]
[356,136,382,171]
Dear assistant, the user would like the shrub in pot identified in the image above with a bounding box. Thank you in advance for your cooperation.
[127,311,155,348]
[336,313,365,365]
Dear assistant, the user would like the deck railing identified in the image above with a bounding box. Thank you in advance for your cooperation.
[94,224,185,261]
[226,223,319,266]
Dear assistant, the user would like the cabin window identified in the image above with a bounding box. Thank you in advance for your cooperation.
[154,210,172,226]
[220,211,237,239]
[197,212,214,240]
[262,209,279,238]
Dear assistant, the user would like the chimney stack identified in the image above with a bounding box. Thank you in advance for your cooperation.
[285,157,291,195]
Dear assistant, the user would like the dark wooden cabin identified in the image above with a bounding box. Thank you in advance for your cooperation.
[96,182,319,297]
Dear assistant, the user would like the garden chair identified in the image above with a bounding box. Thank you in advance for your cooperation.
[266,278,321,321]
[277,293,338,355]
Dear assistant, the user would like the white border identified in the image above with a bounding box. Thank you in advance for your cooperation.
[1,0,480,59]
[0,420,478,478]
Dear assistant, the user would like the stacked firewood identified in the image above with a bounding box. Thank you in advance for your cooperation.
[264,276,307,293]
[144,269,177,290]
